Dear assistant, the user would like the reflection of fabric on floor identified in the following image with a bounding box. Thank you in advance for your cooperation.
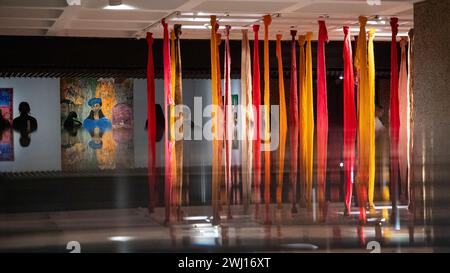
[112,103,133,129]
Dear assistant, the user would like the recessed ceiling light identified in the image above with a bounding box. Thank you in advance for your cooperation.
[109,236,135,242]
[104,0,135,10]
[104,4,135,10]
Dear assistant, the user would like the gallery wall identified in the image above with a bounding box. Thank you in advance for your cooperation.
[0,78,61,172]
[0,77,241,172]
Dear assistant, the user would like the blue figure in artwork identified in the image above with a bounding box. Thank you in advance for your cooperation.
[83,98,112,133]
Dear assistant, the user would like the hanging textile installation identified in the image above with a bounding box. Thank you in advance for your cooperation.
[408,29,415,209]
[210,16,222,225]
[389,17,400,211]
[367,28,376,210]
[173,24,184,213]
[298,34,306,208]
[263,15,272,208]
[343,26,356,216]
[275,33,287,209]
[241,29,253,212]
[224,25,233,217]
[216,30,227,209]
[316,20,329,206]
[162,19,174,223]
[252,24,262,216]
[355,16,369,223]
[289,30,299,213]
[146,32,156,212]
[398,36,410,204]
[300,32,314,208]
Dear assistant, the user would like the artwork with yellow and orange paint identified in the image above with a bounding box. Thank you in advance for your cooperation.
[60,78,134,171]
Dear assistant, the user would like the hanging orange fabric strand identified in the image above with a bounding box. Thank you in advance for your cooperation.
[252,24,261,215]
[263,15,272,211]
[298,34,306,209]
[210,16,221,224]
[275,33,287,208]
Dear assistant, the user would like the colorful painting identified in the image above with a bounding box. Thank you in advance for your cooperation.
[0,88,13,161]
[60,78,134,171]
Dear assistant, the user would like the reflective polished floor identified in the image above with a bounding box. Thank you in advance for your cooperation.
[0,127,448,253]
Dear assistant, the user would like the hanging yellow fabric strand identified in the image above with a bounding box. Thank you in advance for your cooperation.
[302,32,314,208]
[355,16,369,222]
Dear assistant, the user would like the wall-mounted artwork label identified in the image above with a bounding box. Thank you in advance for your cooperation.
[60,78,134,171]
[0,88,13,161]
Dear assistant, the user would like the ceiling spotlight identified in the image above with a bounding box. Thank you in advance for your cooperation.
[66,0,80,5]
[104,0,135,10]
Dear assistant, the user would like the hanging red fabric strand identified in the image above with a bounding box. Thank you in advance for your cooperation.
[342,26,357,215]
[316,20,329,206]
[252,24,261,189]
[146,32,156,213]
[289,30,299,213]
[390,17,400,211]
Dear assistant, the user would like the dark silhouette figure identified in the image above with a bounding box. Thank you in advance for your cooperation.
[19,129,31,147]
[64,111,82,129]
[13,102,38,133]
[12,102,38,147]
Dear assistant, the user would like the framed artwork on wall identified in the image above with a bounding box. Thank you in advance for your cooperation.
[0,88,14,161]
